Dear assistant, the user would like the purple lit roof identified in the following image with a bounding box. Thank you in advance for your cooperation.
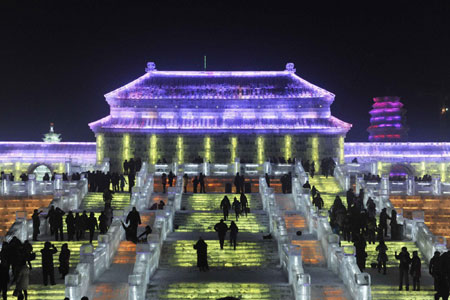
[0,142,96,163]
[105,70,335,101]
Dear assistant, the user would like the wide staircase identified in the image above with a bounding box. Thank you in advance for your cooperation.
[311,175,435,299]
[147,184,294,299]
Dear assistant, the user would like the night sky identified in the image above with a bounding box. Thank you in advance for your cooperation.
[1,1,449,142]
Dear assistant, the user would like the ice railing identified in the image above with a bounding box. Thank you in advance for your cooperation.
[292,162,371,300]
[0,173,89,197]
[259,177,310,300]
[148,158,295,177]
[335,164,449,264]
[128,174,183,300]
[3,176,89,243]
[65,163,153,300]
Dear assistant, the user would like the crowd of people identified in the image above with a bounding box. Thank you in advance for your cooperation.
[1,237,70,299]
[32,206,111,244]
[301,157,336,178]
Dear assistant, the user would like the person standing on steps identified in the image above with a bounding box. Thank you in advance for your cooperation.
[220,195,231,221]
[240,193,248,217]
[430,251,441,291]
[229,221,239,250]
[395,246,411,291]
[87,212,99,244]
[126,207,142,241]
[214,219,228,250]
[234,172,241,194]
[54,207,65,241]
[32,209,42,241]
[66,211,75,241]
[40,242,57,286]
[183,173,189,193]
[119,174,127,192]
[0,259,9,300]
[192,176,199,193]
[168,171,175,187]
[14,264,29,300]
[161,173,167,193]
[376,240,388,275]
[199,172,206,193]
[99,211,108,234]
[58,243,70,279]
[312,192,324,210]
[46,205,56,236]
[379,208,391,238]
[232,197,241,221]
[410,250,421,291]
[193,237,208,271]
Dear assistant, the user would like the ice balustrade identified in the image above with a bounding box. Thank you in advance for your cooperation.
[128,174,183,300]
[3,177,89,243]
[148,158,295,177]
[334,163,449,264]
[291,165,371,300]
[259,177,310,300]
[66,163,153,299]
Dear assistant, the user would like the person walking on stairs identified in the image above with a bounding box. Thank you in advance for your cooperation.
[312,193,324,210]
[230,221,239,250]
[119,174,127,192]
[265,173,271,188]
[240,193,248,217]
[379,208,391,238]
[161,173,167,193]
[0,259,9,300]
[14,264,29,300]
[410,250,421,291]
[395,246,412,291]
[99,211,108,234]
[220,196,231,221]
[232,197,241,221]
[168,171,175,187]
[40,242,57,286]
[214,219,228,250]
[376,240,388,275]
[87,212,99,244]
[32,209,43,241]
[193,237,208,271]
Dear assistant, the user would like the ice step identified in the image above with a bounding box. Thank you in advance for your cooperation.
[174,212,269,233]
[146,282,294,300]
[181,193,263,211]
[309,176,347,210]
[80,192,131,210]
[159,240,279,268]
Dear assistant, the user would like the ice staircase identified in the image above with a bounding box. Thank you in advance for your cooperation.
[312,175,436,299]
[147,182,294,299]
[80,192,131,210]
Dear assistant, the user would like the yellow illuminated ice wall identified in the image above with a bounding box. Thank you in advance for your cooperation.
[311,136,319,163]
[96,134,104,163]
[231,136,237,163]
[204,136,211,162]
[177,136,184,164]
[257,136,265,164]
[149,134,158,164]
[122,134,131,162]
[284,135,292,160]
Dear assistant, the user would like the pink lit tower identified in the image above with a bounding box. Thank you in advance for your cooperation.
[367,96,408,141]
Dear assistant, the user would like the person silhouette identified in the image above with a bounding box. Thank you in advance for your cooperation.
[193,237,208,271]
[229,221,239,250]
[214,219,228,250]
[220,196,231,221]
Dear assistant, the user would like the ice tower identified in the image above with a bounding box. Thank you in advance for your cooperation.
[367,96,408,142]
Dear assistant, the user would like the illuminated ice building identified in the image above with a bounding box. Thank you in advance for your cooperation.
[89,62,352,171]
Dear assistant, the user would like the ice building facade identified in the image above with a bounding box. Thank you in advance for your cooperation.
[89,62,352,171]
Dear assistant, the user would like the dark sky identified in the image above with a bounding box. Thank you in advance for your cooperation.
[1,1,449,142]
